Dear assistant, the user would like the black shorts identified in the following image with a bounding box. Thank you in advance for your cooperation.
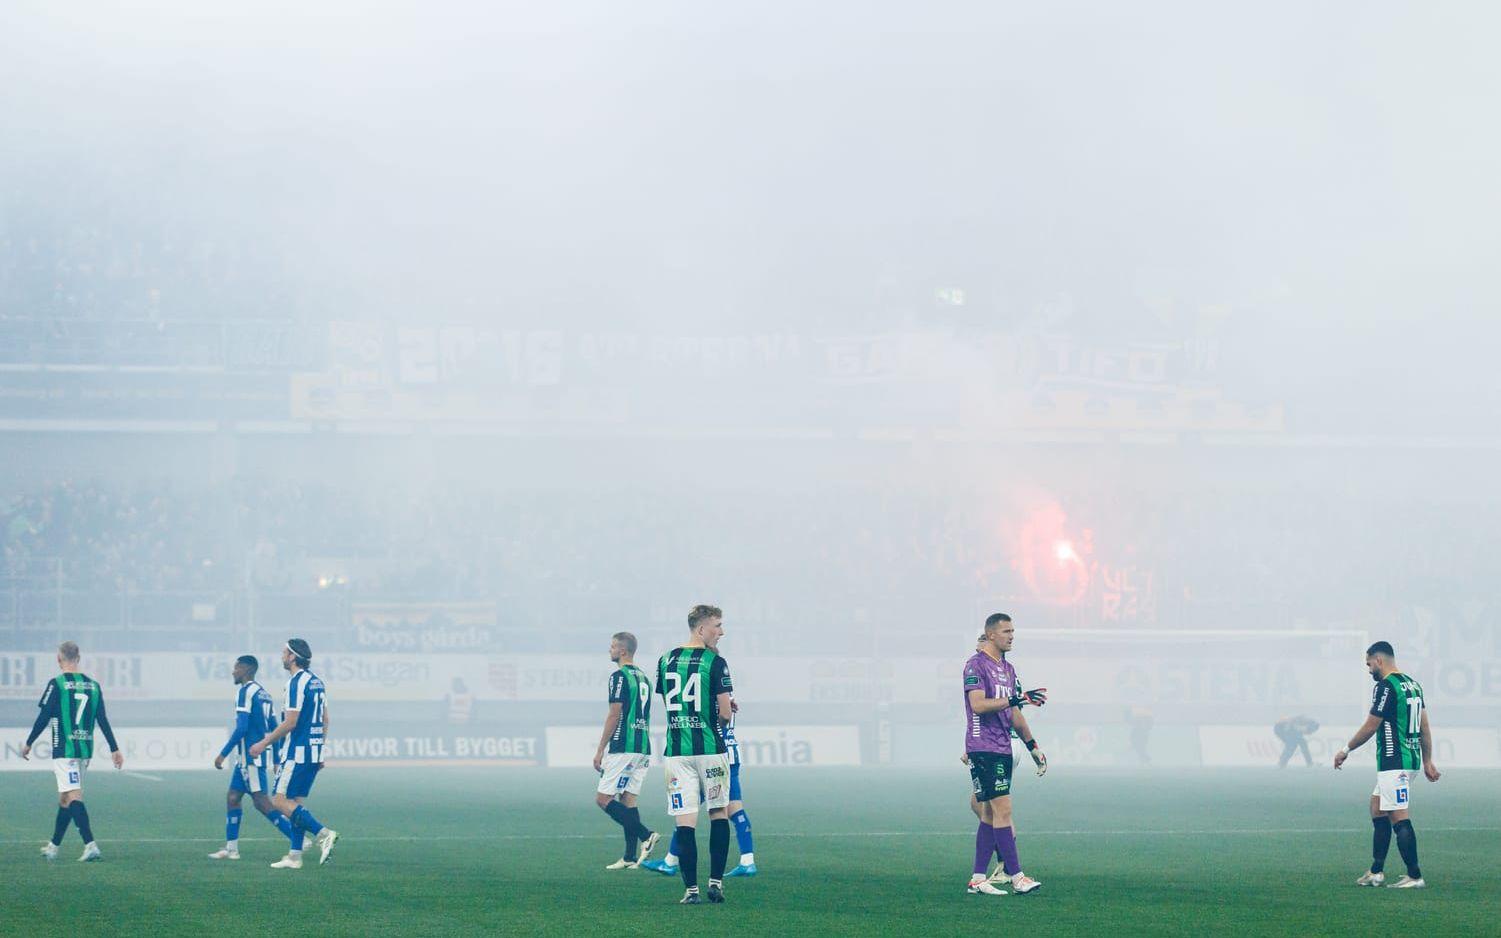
[969,751,1013,801]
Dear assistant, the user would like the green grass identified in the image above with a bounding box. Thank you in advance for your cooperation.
[1,766,1492,936]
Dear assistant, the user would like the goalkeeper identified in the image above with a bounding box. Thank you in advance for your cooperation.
[961,615,1048,896]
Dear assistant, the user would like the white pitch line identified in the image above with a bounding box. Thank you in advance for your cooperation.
[0,826,1494,846]
[122,771,164,782]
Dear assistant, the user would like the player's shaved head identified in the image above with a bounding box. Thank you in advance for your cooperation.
[58,640,80,663]
[983,613,1012,634]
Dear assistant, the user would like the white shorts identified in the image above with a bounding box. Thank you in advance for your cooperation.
[664,753,731,817]
[1373,769,1414,812]
[53,758,88,794]
[597,752,650,797]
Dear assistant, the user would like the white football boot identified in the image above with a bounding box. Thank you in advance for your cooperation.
[208,846,241,860]
[270,852,304,869]
[1387,875,1426,889]
[78,842,102,862]
[605,859,634,870]
[316,828,339,865]
[636,831,660,864]
[967,874,1006,895]
[40,842,58,861]
[1355,870,1385,886]
[987,864,1011,886]
[1010,872,1042,894]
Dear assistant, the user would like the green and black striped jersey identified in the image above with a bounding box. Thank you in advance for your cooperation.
[607,664,652,755]
[36,673,109,760]
[657,646,732,757]
[1370,672,1425,772]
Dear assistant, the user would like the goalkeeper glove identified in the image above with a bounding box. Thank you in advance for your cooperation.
[1008,687,1048,708]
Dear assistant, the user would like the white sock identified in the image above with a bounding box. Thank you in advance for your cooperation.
[290,849,302,857]
[665,852,678,866]
[227,840,238,850]
[740,852,754,866]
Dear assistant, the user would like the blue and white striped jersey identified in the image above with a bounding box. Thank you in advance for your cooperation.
[725,707,740,766]
[236,680,277,768]
[281,669,327,765]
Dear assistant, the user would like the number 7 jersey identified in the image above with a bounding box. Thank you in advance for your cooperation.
[657,646,732,757]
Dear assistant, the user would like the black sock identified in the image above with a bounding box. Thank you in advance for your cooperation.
[602,801,634,859]
[1393,819,1421,879]
[68,801,94,844]
[51,807,71,846]
[1370,816,1391,873]
[677,827,698,889]
[603,800,631,829]
[709,817,730,881]
[627,806,652,841]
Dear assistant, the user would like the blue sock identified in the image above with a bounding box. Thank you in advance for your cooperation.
[291,806,325,836]
[730,809,753,856]
[292,828,306,851]
[226,808,243,844]
[265,810,296,843]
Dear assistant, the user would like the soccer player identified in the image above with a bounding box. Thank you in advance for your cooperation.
[650,604,735,904]
[1333,641,1441,888]
[593,631,659,869]
[963,613,1047,896]
[1273,715,1320,768]
[209,654,301,860]
[722,698,756,878]
[248,638,340,869]
[20,641,124,862]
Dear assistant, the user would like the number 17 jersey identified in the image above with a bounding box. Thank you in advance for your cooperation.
[657,646,732,757]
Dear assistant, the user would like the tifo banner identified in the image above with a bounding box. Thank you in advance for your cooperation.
[544,725,861,768]
[1198,726,1501,768]
[2,651,1492,708]
[0,728,543,771]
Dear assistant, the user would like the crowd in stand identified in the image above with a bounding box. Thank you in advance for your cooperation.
[3,478,1494,641]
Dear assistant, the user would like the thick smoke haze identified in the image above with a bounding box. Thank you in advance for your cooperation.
[0,2,1497,779]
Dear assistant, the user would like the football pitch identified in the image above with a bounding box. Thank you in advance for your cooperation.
[1,765,1492,936]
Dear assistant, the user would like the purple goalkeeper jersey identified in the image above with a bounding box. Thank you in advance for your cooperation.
[963,651,1019,754]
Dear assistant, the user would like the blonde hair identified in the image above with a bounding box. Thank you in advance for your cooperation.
[687,604,723,630]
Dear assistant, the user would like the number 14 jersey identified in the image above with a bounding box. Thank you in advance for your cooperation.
[657,646,732,757]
